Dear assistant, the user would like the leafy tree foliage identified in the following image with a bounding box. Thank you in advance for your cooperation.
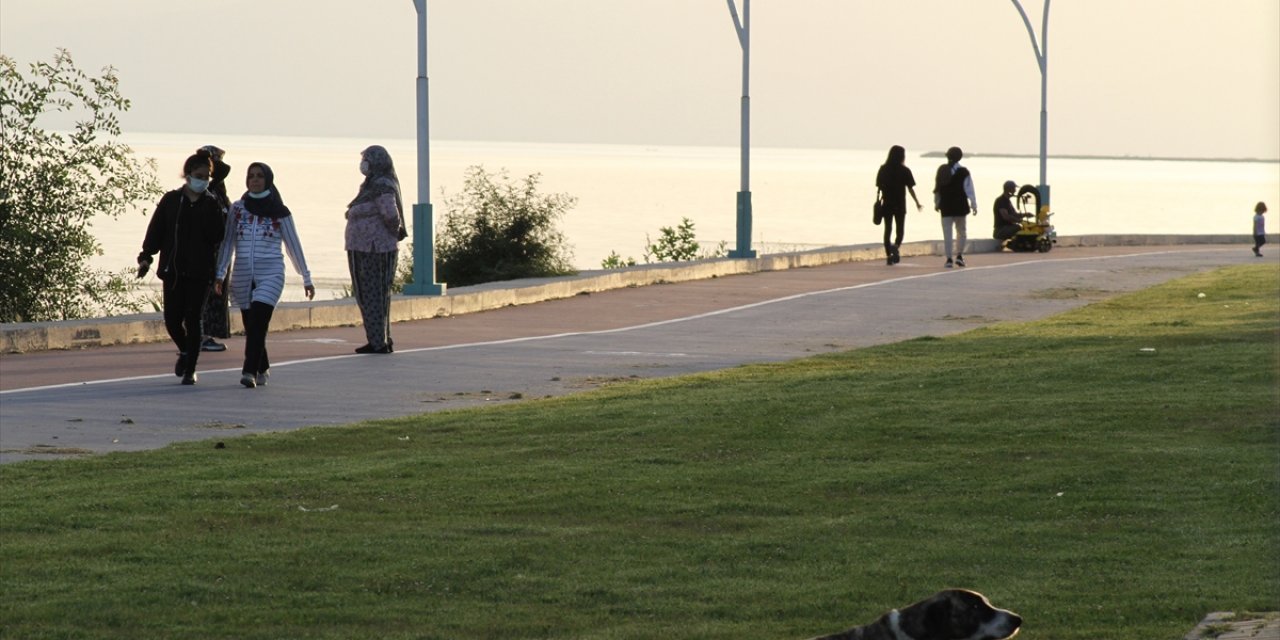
[0,50,162,322]
[436,166,576,287]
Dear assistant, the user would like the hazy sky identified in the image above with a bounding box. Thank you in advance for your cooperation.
[2,0,1278,158]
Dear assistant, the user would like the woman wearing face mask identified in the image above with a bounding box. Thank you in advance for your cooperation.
[214,163,315,388]
[344,145,406,354]
[137,150,227,385]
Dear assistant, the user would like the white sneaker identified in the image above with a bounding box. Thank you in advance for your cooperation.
[255,371,269,387]
[240,373,256,389]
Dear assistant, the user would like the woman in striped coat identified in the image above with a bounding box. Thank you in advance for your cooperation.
[345,145,405,354]
[215,162,314,388]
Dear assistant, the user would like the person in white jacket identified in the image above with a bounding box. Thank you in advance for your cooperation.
[214,162,314,388]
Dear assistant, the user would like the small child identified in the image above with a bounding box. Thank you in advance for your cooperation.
[1253,202,1268,257]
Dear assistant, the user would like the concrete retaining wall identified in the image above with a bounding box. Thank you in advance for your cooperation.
[0,234,1263,353]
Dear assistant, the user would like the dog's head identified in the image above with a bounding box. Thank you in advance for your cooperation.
[897,589,1021,640]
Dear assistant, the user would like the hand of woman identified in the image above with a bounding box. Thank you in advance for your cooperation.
[305,285,315,301]
[214,281,223,296]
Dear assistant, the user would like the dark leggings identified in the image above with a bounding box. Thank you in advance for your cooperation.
[239,301,275,375]
[883,210,906,255]
[163,278,210,372]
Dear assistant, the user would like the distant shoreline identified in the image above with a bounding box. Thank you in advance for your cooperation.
[921,151,1280,164]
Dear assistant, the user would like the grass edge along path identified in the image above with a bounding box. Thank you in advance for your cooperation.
[1,264,1277,640]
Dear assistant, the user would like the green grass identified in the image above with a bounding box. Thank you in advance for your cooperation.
[2,265,1277,640]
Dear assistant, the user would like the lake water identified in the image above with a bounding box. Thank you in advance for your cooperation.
[95,133,1280,301]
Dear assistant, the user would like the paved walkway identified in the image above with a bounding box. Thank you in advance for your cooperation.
[0,244,1269,464]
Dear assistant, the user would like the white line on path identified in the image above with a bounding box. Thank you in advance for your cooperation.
[0,249,1208,396]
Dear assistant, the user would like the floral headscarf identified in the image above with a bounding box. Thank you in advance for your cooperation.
[347,145,404,220]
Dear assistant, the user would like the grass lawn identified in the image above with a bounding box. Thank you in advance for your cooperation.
[1,264,1277,640]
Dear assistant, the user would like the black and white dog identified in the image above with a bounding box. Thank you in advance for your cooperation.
[807,589,1022,640]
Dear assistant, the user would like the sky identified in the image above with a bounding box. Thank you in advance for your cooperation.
[2,0,1278,159]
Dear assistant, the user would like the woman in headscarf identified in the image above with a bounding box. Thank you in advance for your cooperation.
[214,162,315,388]
[345,145,405,355]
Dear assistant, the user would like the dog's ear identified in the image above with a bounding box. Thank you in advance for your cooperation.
[922,599,952,638]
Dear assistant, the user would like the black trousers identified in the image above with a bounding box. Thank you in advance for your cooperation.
[995,224,1021,242]
[882,210,906,255]
[239,301,276,375]
[162,278,211,372]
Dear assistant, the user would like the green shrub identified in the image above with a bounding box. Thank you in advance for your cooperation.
[0,50,162,321]
[600,251,637,269]
[644,217,702,262]
[603,217,728,268]
[436,166,576,287]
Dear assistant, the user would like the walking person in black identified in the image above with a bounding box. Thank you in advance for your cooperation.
[874,145,923,265]
[136,150,226,385]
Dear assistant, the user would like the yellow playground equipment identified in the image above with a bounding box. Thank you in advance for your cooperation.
[1006,184,1056,253]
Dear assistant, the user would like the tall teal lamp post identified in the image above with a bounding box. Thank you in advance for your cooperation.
[725,0,756,259]
[404,0,446,295]
[1011,0,1051,210]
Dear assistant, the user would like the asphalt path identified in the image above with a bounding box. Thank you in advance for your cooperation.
[0,245,1264,463]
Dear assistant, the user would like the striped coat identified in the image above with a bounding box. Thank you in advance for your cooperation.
[215,201,313,309]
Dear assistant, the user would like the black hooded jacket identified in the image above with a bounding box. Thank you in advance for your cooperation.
[140,188,226,283]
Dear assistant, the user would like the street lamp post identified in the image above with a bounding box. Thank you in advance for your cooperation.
[1011,0,1051,209]
[405,0,446,295]
[725,0,756,259]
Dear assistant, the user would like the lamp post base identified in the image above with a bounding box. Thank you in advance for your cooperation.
[727,191,756,259]
[402,202,447,296]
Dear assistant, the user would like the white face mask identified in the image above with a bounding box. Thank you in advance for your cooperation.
[359,160,370,176]
[248,189,272,199]
[187,177,209,193]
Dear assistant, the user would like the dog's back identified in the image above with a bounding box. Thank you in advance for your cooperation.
[807,589,1021,640]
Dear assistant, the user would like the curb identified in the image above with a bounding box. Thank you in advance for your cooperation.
[1184,611,1280,639]
[0,234,1262,354]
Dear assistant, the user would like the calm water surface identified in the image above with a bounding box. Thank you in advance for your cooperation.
[96,133,1280,301]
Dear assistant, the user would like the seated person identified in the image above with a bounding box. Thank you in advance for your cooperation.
[993,180,1026,245]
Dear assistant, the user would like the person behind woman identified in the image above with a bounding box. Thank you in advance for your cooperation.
[199,144,232,353]
[214,163,315,388]
[137,150,226,385]
[345,145,405,354]
[1253,201,1267,257]
[874,145,922,265]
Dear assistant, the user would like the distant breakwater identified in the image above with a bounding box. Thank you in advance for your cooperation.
[921,151,1280,164]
